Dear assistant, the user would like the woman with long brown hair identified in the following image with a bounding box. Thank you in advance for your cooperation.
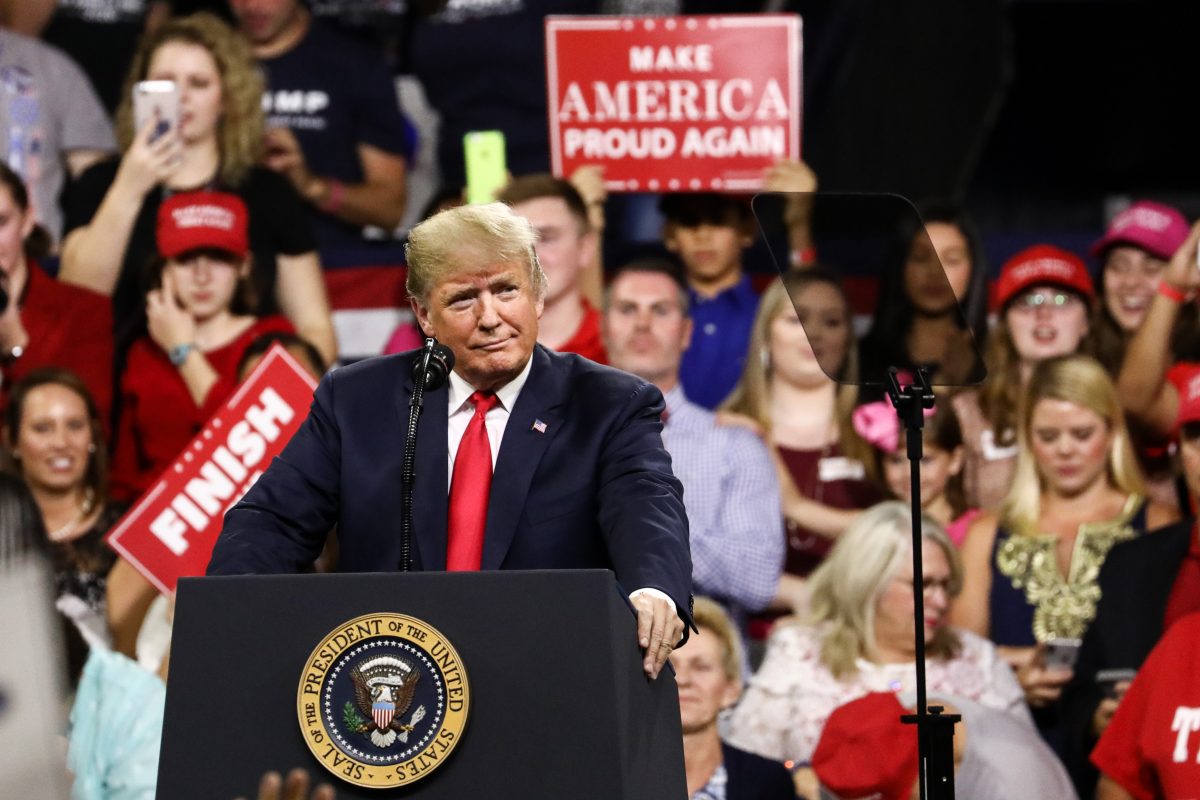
[722,269,880,615]
[1,368,151,654]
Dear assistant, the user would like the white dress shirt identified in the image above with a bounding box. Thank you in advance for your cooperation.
[446,357,532,486]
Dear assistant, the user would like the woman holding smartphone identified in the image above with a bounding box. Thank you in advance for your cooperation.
[57,12,335,368]
[951,355,1176,749]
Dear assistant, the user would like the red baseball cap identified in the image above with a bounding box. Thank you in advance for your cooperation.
[157,191,249,260]
[812,692,919,800]
[1091,200,1189,262]
[992,244,1094,311]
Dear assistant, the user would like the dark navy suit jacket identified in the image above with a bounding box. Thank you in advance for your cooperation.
[207,345,693,620]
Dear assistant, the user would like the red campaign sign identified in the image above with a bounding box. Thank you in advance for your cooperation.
[106,345,318,595]
[546,14,802,193]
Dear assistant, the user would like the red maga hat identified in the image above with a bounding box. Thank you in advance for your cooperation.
[812,692,919,800]
[156,190,249,260]
[992,244,1094,311]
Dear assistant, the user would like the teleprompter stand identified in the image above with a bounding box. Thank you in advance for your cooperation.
[156,570,686,799]
[887,367,961,800]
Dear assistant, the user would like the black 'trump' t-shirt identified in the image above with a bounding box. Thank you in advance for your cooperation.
[260,20,412,248]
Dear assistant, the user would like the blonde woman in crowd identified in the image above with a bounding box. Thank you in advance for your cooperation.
[952,355,1176,746]
[721,270,880,618]
[726,501,1028,795]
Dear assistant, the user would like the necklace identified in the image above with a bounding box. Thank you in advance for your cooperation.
[47,488,97,543]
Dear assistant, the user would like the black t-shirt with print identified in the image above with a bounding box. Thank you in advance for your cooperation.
[259,19,413,248]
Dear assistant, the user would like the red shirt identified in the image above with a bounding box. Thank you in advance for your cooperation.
[1092,612,1200,799]
[110,316,293,503]
[1167,363,1200,432]
[554,299,607,365]
[2,263,114,431]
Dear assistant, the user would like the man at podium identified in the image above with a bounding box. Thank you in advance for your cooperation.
[208,203,692,678]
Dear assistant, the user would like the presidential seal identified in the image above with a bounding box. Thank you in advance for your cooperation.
[297,613,469,788]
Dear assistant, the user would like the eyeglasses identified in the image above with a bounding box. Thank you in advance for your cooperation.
[1011,291,1081,312]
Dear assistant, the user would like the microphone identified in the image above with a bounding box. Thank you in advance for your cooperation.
[412,339,455,391]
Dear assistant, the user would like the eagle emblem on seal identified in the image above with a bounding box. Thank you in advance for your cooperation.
[348,655,424,747]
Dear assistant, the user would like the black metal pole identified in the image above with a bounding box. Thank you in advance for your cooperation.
[400,339,438,572]
[887,367,958,800]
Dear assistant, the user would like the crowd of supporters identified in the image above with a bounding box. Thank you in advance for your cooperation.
[2,2,1198,799]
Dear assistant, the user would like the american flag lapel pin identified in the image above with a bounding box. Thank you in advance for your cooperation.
[532,419,548,433]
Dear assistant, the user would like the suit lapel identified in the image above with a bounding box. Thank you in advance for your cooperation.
[482,346,566,569]
[398,367,449,571]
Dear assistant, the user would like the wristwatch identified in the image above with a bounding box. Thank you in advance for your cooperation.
[169,342,196,366]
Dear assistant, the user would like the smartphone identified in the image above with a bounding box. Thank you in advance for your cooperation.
[463,130,507,205]
[1041,637,1082,671]
[1096,668,1136,699]
[133,80,179,143]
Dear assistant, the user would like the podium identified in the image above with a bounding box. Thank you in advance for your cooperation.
[157,570,687,799]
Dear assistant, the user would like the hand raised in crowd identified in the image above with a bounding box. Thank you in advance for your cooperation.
[762,158,817,194]
[1092,679,1133,737]
[1004,644,1073,708]
[568,164,607,232]
[632,591,685,680]
[0,271,30,354]
[262,127,317,201]
[115,117,183,199]
[764,159,819,265]
[146,270,196,353]
[236,769,335,800]
[1160,219,1200,298]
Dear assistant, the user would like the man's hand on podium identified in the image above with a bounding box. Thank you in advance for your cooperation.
[632,592,685,679]
[238,769,335,800]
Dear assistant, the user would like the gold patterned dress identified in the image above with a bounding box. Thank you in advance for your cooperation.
[988,495,1146,646]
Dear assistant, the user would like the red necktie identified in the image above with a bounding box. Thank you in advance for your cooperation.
[447,391,499,571]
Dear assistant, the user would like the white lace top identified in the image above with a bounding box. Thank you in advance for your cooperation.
[725,623,1031,766]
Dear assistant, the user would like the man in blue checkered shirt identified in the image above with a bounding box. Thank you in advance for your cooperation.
[603,258,784,627]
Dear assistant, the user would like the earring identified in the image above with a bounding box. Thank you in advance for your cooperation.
[87,443,96,454]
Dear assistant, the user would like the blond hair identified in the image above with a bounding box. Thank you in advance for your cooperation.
[806,501,962,679]
[721,270,873,471]
[405,202,547,306]
[692,597,744,685]
[115,13,264,187]
[1000,354,1145,534]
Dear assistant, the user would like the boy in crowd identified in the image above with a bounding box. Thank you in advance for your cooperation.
[660,192,760,409]
[660,159,817,409]
[498,174,606,363]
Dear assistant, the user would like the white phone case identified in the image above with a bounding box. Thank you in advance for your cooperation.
[133,80,180,142]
